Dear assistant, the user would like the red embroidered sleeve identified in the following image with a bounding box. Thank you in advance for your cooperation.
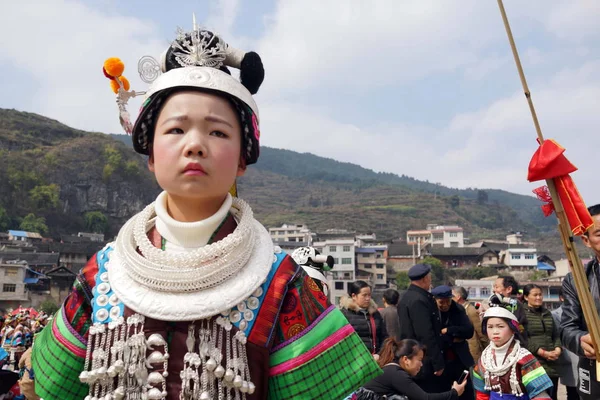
[476,391,491,400]
[63,253,98,338]
[274,272,330,344]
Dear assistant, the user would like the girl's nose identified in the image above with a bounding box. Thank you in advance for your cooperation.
[184,131,207,157]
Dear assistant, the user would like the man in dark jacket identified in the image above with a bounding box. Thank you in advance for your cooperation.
[433,285,475,399]
[492,275,528,345]
[561,204,600,399]
[398,263,444,392]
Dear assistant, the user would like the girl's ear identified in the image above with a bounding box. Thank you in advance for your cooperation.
[236,155,247,177]
[148,153,155,172]
[236,164,246,177]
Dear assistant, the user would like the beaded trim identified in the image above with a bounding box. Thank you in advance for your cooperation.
[79,245,279,399]
[108,198,274,321]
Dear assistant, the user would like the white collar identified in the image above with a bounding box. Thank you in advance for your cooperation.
[154,191,232,248]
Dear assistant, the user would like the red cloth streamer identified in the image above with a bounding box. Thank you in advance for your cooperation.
[528,139,593,236]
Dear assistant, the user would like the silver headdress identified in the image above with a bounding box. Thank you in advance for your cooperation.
[104,13,258,136]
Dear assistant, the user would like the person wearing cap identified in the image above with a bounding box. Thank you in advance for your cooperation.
[432,285,474,400]
[398,263,445,393]
[31,18,380,400]
[473,306,553,400]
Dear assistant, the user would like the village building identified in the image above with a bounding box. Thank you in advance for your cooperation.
[7,230,43,244]
[269,223,314,244]
[0,261,29,311]
[407,224,465,248]
[428,247,500,268]
[355,246,388,289]
[313,237,356,305]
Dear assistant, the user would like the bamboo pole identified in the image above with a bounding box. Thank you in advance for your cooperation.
[497,0,600,379]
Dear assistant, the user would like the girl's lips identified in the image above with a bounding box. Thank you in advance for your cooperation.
[183,170,206,176]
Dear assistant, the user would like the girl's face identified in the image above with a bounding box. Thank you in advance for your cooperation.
[402,349,424,377]
[149,91,245,210]
[486,317,513,347]
[352,287,372,309]
[525,287,543,308]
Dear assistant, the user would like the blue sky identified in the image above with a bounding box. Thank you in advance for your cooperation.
[1,0,599,202]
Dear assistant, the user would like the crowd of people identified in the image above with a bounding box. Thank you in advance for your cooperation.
[0,10,597,399]
[0,309,48,368]
[343,219,600,400]
[0,308,49,399]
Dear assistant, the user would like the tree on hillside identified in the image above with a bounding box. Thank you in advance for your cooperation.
[84,211,108,233]
[19,213,48,235]
[477,190,489,204]
[103,145,123,181]
[449,195,460,209]
[29,184,60,210]
[0,205,10,231]
[422,256,447,286]
[395,271,410,290]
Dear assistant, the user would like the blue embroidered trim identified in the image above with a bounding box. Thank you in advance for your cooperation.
[223,250,286,336]
[92,245,125,324]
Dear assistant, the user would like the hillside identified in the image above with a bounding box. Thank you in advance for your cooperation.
[0,108,551,242]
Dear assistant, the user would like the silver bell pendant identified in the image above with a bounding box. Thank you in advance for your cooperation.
[206,358,217,372]
[214,365,225,379]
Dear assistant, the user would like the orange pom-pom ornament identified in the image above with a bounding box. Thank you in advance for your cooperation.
[110,76,131,94]
[103,57,125,78]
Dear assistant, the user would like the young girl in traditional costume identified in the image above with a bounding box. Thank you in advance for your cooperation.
[31,18,380,400]
[473,307,553,400]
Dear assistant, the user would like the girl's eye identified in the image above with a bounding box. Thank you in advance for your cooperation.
[166,127,184,134]
[210,130,228,138]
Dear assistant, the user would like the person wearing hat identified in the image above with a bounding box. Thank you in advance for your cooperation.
[31,17,380,400]
[398,263,445,393]
[432,285,475,400]
[473,306,553,400]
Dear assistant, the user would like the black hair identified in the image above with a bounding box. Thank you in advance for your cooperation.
[584,204,600,236]
[383,289,400,306]
[588,204,600,217]
[498,275,519,295]
[348,280,371,297]
[558,286,564,299]
[523,283,542,298]
[453,286,468,301]
[378,338,425,368]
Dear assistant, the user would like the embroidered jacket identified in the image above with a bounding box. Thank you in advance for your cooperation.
[472,343,553,400]
[32,221,381,399]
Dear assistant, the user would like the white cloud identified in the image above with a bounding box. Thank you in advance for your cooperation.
[544,1,600,42]
[258,0,503,95]
[0,0,241,134]
[0,1,165,133]
[260,59,600,201]
[1,0,599,203]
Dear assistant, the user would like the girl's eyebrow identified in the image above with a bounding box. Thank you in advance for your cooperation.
[205,115,233,128]
[160,114,234,129]
[160,115,188,126]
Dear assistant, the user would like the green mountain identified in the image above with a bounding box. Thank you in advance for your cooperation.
[0,108,551,241]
